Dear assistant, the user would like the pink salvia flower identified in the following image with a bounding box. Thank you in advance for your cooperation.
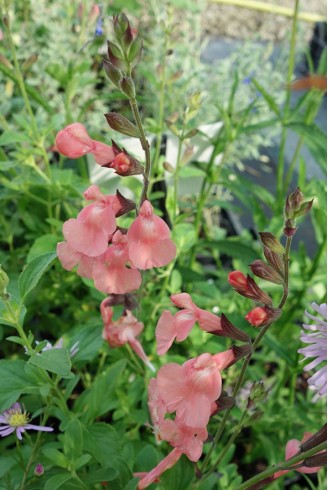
[156,293,222,355]
[57,241,96,279]
[159,418,208,462]
[55,123,115,165]
[101,301,154,370]
[93,231,142,294]
[127,200,176,270]
[298,302,327,401]
[0,403,53,440]
[137,448,182,489]
[62,188,118,257]
[274,432,323,479]
[157,353,222,429]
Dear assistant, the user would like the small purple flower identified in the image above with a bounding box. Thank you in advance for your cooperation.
[34,463,44,476]
[0,403,53,440]
[298,303,327,402]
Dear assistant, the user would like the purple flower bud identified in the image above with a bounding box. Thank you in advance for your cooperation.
[35,464,44,476]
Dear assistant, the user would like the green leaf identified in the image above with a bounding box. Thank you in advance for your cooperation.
[252,79,281,117]
[285,121,327,172]
[83,423,131,488]
[63,417,83,461]
[178,166,205,178]
[44,472,72,490]
[28,348,72,377]
[27,235,59,263]
[85,466,119,484]
[74,360,126,423]
[18,252,56,300]
[202,239,258,262]
[42,448,70,469]
[0,131,31,145]
[75,454,92,470]
[0,456,16,478]
[0,359,41,410]
[173,223,197,253]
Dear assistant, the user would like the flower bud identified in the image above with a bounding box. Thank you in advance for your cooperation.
[245,307,268,327]
[113,13,129,39]
[283,219,298,237]
[34,464,44,476]
[294,199,314,218]
[110,151,144,177]
[107,41,127,71]
[263,247,284,275]
[249,381,267,402]
[245,306,281,327]
[103,60,122,88]
[127,34,143,65]
[0,265,9,299]
[163,161,175,173]
[120,76,135,99]
[284,188,313,220]
[250,260,284,284]
[228,270,248,291]
[104,112,140,138]
[259,232,284,254]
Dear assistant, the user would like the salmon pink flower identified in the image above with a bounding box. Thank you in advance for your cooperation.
[57,241,96,279]
[274,432,323,479]
[156,348,249,429]
[0,403,53,440]
[55,123,115,166]
[228,270,248,291]
[137,448,182,489]
[93,231,142,294]
[156,293,248,355]
[63,198,117,257]
[127,200,176,270]
[245,307,268,327]
[101,300,154,370]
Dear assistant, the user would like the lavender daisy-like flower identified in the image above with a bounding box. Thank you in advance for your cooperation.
[0,403,53,440]
[298,303,327,401]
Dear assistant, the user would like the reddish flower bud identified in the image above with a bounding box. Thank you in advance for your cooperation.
[245,307,268,327]
[250,260,284,285]
[245,306,281,327]
[263,247,284,276]
[228,271,248,291]
[283,219,298,237]
[109,151,144,177]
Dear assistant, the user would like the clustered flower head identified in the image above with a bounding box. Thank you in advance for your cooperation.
[298,302,327,401]
[57,183,176,295]
[0,403,53,440]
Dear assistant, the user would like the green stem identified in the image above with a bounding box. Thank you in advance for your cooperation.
[130,98,151,208]
[235,441,326,490]
[173,128,186,222]
[276,0,299,207]
[151,37,170,181]
[188,132,227,268]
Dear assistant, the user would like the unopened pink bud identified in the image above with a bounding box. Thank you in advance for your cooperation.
[34,464,44,476]
[111,152,131,174]
[228,271,248,290]
[245,307,268,327]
